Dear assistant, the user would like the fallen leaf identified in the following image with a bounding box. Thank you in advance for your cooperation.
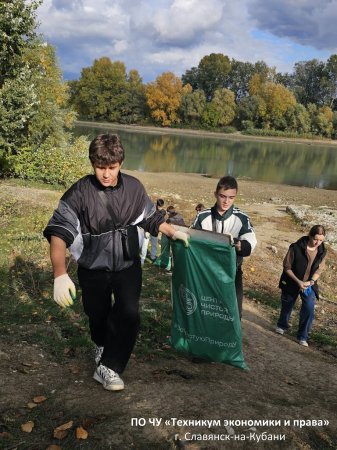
[69,364,80,374]
[0,431,12,439]
[53,429,68,440]
[46,445,62,450]
[33,395,47,404]
[27,402,38,409]
[21,421,34,433]
[76,426,88,440]
[54,421,73,431]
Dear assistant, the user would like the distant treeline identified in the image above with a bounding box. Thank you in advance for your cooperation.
[68,53,337,139]
[1,1,337,187]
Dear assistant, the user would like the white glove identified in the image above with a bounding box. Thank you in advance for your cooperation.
[53,274,76,308]
[172,230,189,247]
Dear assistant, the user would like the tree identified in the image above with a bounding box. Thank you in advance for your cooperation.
[323,54,337,109]
[181,67,200,91]
[182,53,231,100]
[283,104,311,134]
[0,0,80,180]
[249,74,297,129]
[145,72,192,126]
[26,43,75,147]
[201,88,236,129]
[291,59,326,106]
[307,104,334,137]
[180,89,206,125]
[210,88,236,126]
[0,0,41,162]
[72,57,128,121]
[119,69,147,124]
[0,0,41,87]
[226,59,270,102]
[237,95,261,129]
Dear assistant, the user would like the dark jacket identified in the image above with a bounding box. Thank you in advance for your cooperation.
[279,236,326,298]
[43,173,166,272]
[167,212,186,227]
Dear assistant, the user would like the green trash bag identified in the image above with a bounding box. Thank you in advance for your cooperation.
[170,227,247,370]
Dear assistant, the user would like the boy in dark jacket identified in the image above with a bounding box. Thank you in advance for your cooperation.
[44,134,188,391]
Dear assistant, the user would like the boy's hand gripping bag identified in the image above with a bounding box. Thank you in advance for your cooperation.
[170,226,247,370]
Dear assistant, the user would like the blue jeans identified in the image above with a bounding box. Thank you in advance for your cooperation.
[277,290,315,341]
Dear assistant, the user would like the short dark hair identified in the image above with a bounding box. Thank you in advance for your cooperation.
[156,199,164,207]
[216,176,238,193]
[195,203,205,211]
[309,225,326,237]
[89,134,125,166]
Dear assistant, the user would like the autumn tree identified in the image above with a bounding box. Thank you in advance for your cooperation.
[307,104,334,137]
[249,74,297,129]
[145,72,192,126]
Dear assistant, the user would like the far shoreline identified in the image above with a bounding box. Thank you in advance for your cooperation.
[76,120,337,148]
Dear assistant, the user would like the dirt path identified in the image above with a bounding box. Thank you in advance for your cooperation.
[1,176,337,449]
[1,296,336,449]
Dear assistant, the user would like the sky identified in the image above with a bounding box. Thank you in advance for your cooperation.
[35,0,337,82]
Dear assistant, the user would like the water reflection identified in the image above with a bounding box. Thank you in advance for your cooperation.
[75,125,337,190]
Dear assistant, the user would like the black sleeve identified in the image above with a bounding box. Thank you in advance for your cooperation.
[234,238,252,257]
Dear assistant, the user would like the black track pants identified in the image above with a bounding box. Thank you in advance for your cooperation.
[78,260,142,374]
[235,264,243,319]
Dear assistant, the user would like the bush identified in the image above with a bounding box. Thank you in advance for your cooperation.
[221,126,237,134]
[7,135,90,187]
[241,128,320,140]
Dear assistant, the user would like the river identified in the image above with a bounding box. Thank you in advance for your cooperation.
[74,122,337,190]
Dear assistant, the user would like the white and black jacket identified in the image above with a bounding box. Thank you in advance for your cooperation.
[192,205,257,261]
[43,173,166,272]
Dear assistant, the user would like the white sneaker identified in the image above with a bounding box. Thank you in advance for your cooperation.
[93,364,124,391]
[275,327,285,335]
[94,346,104,366]
[298,340,309,347]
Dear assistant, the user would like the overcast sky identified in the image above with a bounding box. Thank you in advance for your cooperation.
[36,0,337,82]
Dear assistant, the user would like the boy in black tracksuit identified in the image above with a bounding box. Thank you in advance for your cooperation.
[44,134,189,391]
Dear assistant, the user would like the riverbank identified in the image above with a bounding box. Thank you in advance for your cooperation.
[76,120,337,147]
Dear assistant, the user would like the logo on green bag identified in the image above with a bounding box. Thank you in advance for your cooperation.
[179,284,197,315]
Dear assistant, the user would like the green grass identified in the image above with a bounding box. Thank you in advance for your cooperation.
[245,288,280,310]
[309,330,337,347]
[1,176,65,192]
[0,183,92,360]
[136,261,176,359]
